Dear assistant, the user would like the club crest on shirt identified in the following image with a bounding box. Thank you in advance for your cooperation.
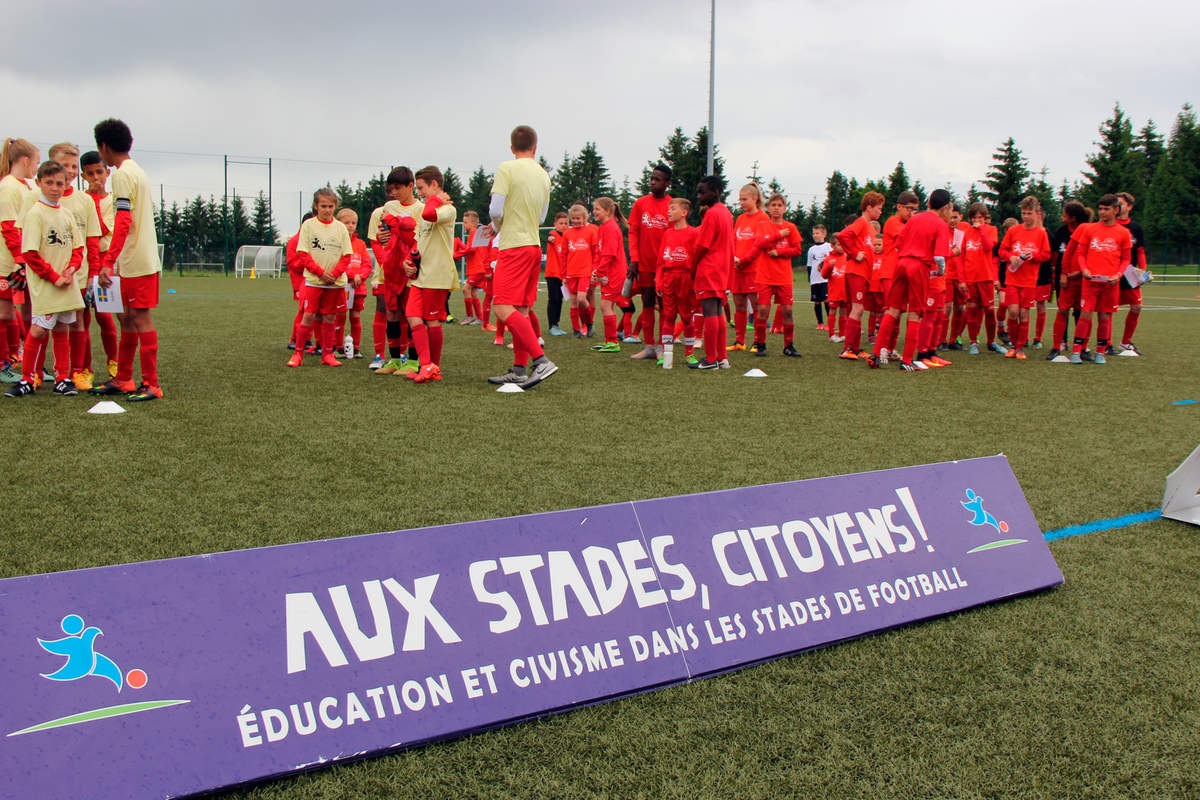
[662,245,690,266]
[46,228,71,247]
[310,237,326,252]
[641,212,668,230]
[1088,237,1119,253]
[567,237,591,253]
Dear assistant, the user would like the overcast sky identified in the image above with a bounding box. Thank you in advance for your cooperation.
[8,0,1197,236]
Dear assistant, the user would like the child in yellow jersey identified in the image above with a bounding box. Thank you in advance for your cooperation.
[0,137,39,380]
[403,166,456,383]
[80,150,119,377]
[90,119,164,402]
[287,188,354,368]
[6,161,83,397]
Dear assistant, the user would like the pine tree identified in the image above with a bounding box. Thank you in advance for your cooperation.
[616,176,636,211]
[251,191,278,244]
[465,166,493,221]
[1078,104,1135,208]
[978,137,1029,223]
[766,177,787,205]
[1027,167,1060,222]
[885,161,911,217]
[640,126,726,224]
[1143,104,1200,263]
[442,167,464,210]
[1130,120,1166,205]
[571,142,614,207]
[912,180,928,207]
[823,171,851,230]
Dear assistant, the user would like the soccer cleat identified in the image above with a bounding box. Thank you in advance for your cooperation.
[1080,349,1094,362]
[549,325,567,336]
[1004,348,1017,359]
[890,349,901,360]
[412,363,442,383]
[878,349,889,365]
[90,378,136,395]
[445,314,456,324]
[287,340,296,350]
[1120,342,1141,356]
[591,342,621,353]
[1093,352,1107,365]
[816,323,827,331]
[717,358,731,369]
[913,360,929,370]
[999,331,1012,347]
[52,379,79,396]
[42,368,55,383]
[1069,351,1083,364]
[686,354,699,366]
[354,350,364,359]
[519,358,558,389]
[830,335,845,343]
[572,330,583,339]
[321,354,342,367]
[866,354,880,369]
[898,361,917,372]
[1104,345,1119,356]
[630,347,657,360]
[459,316,475,326]
[374,358,401,374]
[397,361,419,374]
[968,343,980,355]
[1032,339,1043,349]
[305,343,319,355]
[1015,350,1027,360]
[127,384,163,402]
[584,328,594,338]
[467,317,482,326]
[107,359,119,378]
[689,359,718,370]
[728,342,746,352]
[936,342,949,352]
[72,371,93,391]
[838,348,860,361]
[286,353,304,368]
[0,362,20,383]
[492,336,504,346]
[481,323,497,332]
[622,335,642,344]
[782,344,802,358]
[4,379,35,397]
[1045,348,1060,361]
[947,342,965,351]
[988,342,1008,355]
[930,356,952,367]
[920,358,942,369]
[754,342,767,357]
[368,355,385,370]
[487,369,526,385]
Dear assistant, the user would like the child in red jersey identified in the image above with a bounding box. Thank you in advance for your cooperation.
[627,164,672,358]
[960,203,1001,355]
[752,193,803,357]
[998,197,1052,360]
[868,189,953,371]
[994,217,1018,345]
[589,196,628,353]
[656,197,698,367]
[821,239,846,344]
[914,205,955,370]
[866,230,885,341]
[689,175,734,369]
[835,191,884,359]
[1068,194,1131,365]
[455,210,485,326]
[729,183,772,351]
[337,207,371,358]
[1114,191,1147,354]
[562,204,597,337]
[542,211,568,335]
[1048,201,1090,359]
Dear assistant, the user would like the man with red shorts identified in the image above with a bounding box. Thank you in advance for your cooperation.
[1068,194,1131,365]
[627,164,672,360]
[485,125,557,389]
[868,189,953,371]
[688,176,734,370]
[1114,191,1147,355]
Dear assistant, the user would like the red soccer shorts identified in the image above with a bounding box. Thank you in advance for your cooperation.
[566,275,591,296]
[1005,285,1037,309]
[467,272,488,289]
[493,245,541,307]
[351,291,367,312]
[1080,279,1119,313]
[372,284,384,296]
[384,285,408,314]
[729,269,757,295]
[692,259,729,299]
[864,292,885,313]
[967,281,995,307]
[600,266,626,302]
[637,271,657,290]
[1119,286,1142,306]
[926,287,946,310]
[301,284,347,315]
[121,273,160,309]
[289,270,305,295]
[1034,284,1052,303]
[827,277,846,304]
[756,283,793,307]
[885,258,931,314]
[844,273,868,306]
[405,286,450,321]
[1057,278,1081,311]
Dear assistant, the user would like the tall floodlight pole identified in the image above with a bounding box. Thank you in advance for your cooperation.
[706,0,715,175]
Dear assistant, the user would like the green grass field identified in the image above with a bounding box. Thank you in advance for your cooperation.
[3,276,1198,799]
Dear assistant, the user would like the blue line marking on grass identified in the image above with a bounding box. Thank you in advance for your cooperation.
[1172,399,1197,406]
[1043,509,1162,542]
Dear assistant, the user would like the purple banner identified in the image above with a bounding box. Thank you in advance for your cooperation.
[0,455,1061,799]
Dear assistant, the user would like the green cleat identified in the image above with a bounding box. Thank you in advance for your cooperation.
[591,342,621,353]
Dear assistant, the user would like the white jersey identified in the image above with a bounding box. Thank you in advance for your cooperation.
[807,242,832,285]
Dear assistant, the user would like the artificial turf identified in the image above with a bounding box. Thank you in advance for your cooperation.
[2,276,1197,799]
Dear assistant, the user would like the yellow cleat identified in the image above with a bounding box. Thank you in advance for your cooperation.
[107,359,119,378]
[72,370,94,391]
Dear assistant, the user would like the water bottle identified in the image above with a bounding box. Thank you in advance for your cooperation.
[662,342,673,369]
[344,334,354,358]
[621,277,634,298]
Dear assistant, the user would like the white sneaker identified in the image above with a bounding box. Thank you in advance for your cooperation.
[717,358,731,369]
[913,360,929,370]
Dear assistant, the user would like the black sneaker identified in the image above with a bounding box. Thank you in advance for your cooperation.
[487,369,526,385]
[287,341,296,350]
[4,379,34,397]
[1104,345,1119,356]
[782,344,803,358]
[688,359,718,370]
[753,342,767,356]
[898,361,917,372]
[519,358,558,389]
[999,332,1012,346]
[936,342,949,352]
[947,342,965,351]
[1045,348,1061,361]
[572,330,582,339]
[52,379,78,396]
[90,379,132,396]
[1081,349,1094,362]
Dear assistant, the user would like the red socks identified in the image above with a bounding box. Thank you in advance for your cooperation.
[753,317,767,345]
[570,308,581,333]
[529,311,541,339]
[295,324,313,360]
[410,322,430,365]
[703,315,721,363]
[505,311,543,360]
[783,322,794,346]
[1097,315,1113,345]
[139,330,159,386]
[116,332,138,383]
[69,329,88,375]
[1053,312,1069,348]
[902,316,922,363]
[50,330,70,381]
[967,307,982,343]
[1122,310,1139,345]
[350,316,362,349]
[21,332,42,382]
[1035,308,1046,342]
[603,313,618,344]
[874,315,896,357]
[733,310,747,344]
[983,307,996,343]
[642,307,656,345]
[292,307,304,346]
[1073,317,1092,352]
[428,326,443,366]
[320,320,335,355]
[845,317,862,352]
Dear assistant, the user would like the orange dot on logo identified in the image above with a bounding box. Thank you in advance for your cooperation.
[126,669,148,690]
[999,521,1009,533]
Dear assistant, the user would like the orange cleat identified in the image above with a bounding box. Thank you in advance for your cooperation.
[412,363,442,383]
[320,354,343,367]
[728,342,746,352]
[286,353,303,367]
